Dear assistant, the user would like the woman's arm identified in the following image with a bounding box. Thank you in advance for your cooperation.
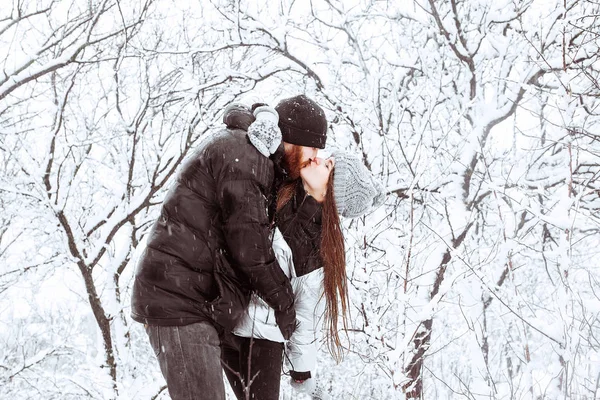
[285,269,326,376]
[285,270,331,399]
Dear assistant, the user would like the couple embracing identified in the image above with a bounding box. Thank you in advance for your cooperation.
[131,95,385,399]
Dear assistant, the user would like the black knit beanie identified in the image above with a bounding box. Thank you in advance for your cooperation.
[275,95,327,149]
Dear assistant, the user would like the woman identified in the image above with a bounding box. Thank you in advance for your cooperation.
[221,104,385,400]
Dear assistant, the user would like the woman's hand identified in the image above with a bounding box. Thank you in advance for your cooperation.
[290,376,331,400]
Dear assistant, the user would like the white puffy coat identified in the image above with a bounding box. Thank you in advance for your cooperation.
[233,228,325,373]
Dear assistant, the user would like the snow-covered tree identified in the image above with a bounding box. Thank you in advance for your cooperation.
[1,0,598,399]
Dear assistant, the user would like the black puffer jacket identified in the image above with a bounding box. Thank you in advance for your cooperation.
[276,182,324,277]
[131,109,294,327]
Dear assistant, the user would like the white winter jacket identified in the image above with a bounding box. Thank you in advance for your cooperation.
[233,228,325,373]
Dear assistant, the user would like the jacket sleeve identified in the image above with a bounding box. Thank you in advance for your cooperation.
[216,152,295,313]
[285,269,326,374]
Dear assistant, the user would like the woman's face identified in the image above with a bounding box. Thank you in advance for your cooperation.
[300,157,335,193]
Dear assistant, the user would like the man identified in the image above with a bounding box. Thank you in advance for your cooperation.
[131,94,328,400]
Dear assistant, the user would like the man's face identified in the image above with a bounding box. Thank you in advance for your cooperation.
[283,143,319,179]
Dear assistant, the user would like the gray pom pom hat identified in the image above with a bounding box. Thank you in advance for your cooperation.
[331,151,386,218]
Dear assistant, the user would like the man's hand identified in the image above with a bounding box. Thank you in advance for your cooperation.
[274,303,296,340]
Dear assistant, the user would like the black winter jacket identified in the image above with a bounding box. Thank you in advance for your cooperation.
[276,182,324,277]
[131,111,294,327]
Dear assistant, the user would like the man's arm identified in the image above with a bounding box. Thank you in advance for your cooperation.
[217,157,296,339]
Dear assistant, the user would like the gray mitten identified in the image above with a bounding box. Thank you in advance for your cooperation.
[248,106,282,157]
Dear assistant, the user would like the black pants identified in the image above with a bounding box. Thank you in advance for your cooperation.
[221,334,284,400]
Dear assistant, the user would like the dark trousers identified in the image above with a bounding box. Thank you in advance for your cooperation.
[145,321,225,400]
[221,334,284,400]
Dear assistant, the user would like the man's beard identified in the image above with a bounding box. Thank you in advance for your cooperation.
[284,146,311,180]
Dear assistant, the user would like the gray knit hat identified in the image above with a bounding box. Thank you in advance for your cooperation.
[332,151,386,218]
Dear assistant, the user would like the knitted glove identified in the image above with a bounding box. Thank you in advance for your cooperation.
[247,106,282,157]
[290,377,331,400]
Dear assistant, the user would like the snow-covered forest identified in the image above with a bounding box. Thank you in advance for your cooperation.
[1,0,599,398]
